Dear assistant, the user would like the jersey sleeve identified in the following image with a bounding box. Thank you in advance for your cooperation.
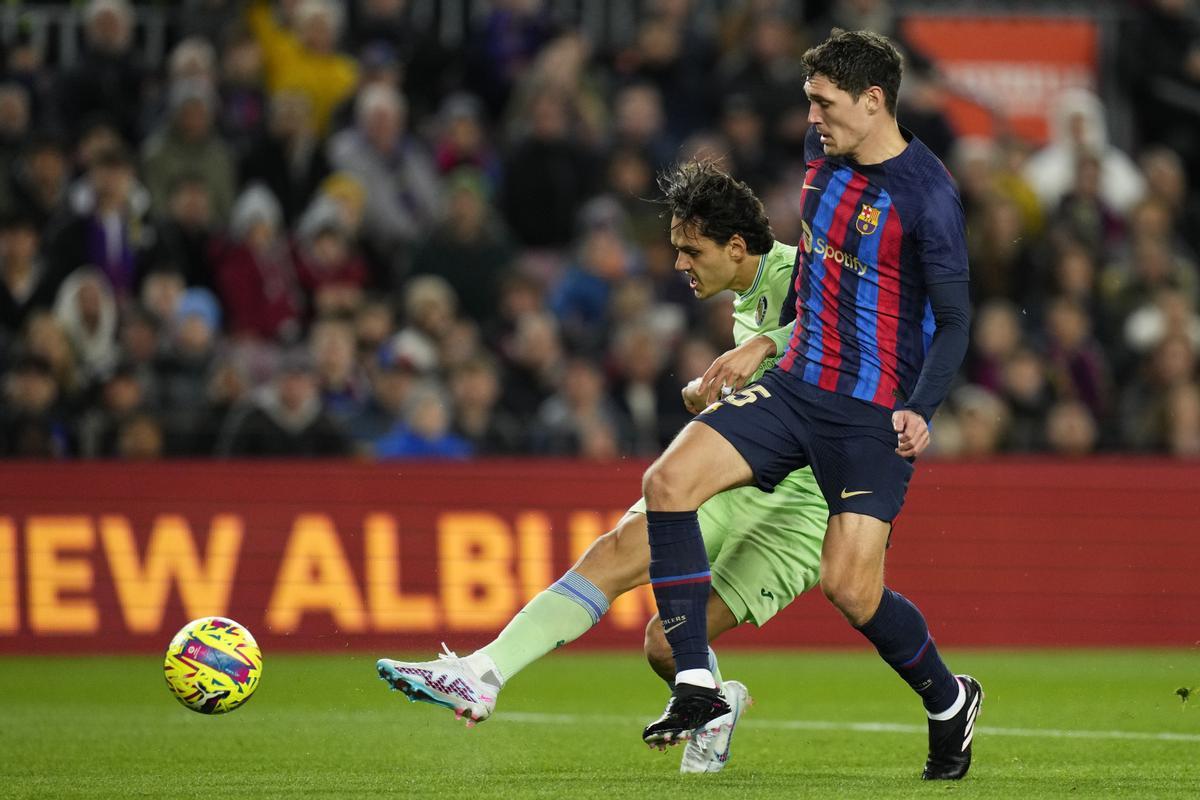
[762,322,794,359]
[915,181,969,286]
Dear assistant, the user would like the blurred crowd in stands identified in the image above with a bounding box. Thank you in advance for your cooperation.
[2,0,1200,460]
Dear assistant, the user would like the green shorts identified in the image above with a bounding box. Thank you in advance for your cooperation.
[630,467,827,626]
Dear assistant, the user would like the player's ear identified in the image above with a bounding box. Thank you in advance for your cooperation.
[727,233,747,260]
[865,86,884,115]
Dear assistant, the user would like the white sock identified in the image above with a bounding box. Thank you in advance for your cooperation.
[928,677,965,721]
[463,652,504,689]
[675,668,717,689]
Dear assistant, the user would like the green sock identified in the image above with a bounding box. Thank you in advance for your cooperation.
[477,571,609,684]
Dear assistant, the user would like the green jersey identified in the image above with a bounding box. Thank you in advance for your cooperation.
[730,240,798,382]
[629,239,826,628]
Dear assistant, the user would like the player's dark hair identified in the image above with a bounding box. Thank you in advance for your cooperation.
[656,160,774,254]
[802,28,903,115]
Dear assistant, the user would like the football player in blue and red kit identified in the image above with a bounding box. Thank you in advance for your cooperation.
[639,29,983,780]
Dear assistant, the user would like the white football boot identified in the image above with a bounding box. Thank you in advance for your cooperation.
[377,644,500,727]
[679,680,751,773]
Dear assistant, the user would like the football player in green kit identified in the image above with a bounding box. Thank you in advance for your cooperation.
[378,161,827,773]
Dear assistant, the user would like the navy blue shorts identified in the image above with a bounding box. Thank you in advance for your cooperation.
[697,368,914,522]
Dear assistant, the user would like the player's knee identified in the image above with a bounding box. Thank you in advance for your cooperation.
[820,570,878,626]
[642,458,691,509]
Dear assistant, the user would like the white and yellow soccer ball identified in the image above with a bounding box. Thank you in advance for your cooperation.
[163,616,262,714]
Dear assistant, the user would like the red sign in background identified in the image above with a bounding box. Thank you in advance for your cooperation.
[901,15,1099,144]
[0,460,1194,654]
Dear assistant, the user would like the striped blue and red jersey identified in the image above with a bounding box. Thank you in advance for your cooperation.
[778,126,969,411]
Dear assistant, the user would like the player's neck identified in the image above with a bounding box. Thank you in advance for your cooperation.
[730,250,767,294]
[849,121,908,165]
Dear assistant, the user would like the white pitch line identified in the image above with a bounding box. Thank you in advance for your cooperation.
[499,711,1200,743]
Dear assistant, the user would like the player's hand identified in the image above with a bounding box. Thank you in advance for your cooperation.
[681,377,706,414]
[892,409,930,458]
[699,335,776,405]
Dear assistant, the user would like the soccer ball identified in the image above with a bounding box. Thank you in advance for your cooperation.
[163,616,263,714]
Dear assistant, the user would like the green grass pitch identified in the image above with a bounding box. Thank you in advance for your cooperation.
[2,649,1198,799]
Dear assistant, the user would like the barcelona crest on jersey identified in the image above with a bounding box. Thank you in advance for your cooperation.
[856,203,881,235]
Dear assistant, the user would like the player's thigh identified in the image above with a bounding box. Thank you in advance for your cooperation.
[820,512,891,621]
[704,468,828,627]
[692,370,813,497]
[643,418,755,510]
[572,510,649,595]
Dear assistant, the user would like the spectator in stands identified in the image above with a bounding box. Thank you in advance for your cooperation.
[1140,146,1200,259]
[0,352,72,457]
[328,84,442,266]
[952,385,1010,458]
[499,311,563,429]
[608,322,689,454]
[1023,88,1145,216]
[293,199,368,318]
[115,413,164,459]
[53,267,119,384]
[150,174,217,290]
[218,349,350,456]
[1043,297,1111,426]
[45,146,154,302]
[0,84,31,185]
[24,311,82,401]
[432,93,501,190]
[351,296,396,371]
[242,90,329,226]
[142,79,236,223]
[550,198,641,354]
[1045,400,1099,457]
[308,317,367,424]
[216,32,267,163]
[464,0,557,117]
[58,0,149,143]
[449,355,522,455]
[719,94,773,194]
[609,83,676,174]
[718,12,805,136]
[966,300,1023,394]
[1120,334,1198,450]
[1049,153,1126,258]
[3,136,70,230]
[531,357,629,456]
[0,212,57,339]
[78,360,147,457]
[1164,382,1200,457]
[389,274,460,375]
[1000,347,1055,452]
[500,90,598,249]
[374,380,472,459]
[410,169,515,327]
[967,192,1038,305]
[346,345,415,452]
[215,185,304,343]
[156,288,220,453]
[245,0,359,136]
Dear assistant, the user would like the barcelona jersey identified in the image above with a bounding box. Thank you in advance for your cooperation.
[778,126,969,410]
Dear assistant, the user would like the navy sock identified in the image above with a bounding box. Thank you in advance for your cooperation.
[856,587,959,714]
[646,510,710,674]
